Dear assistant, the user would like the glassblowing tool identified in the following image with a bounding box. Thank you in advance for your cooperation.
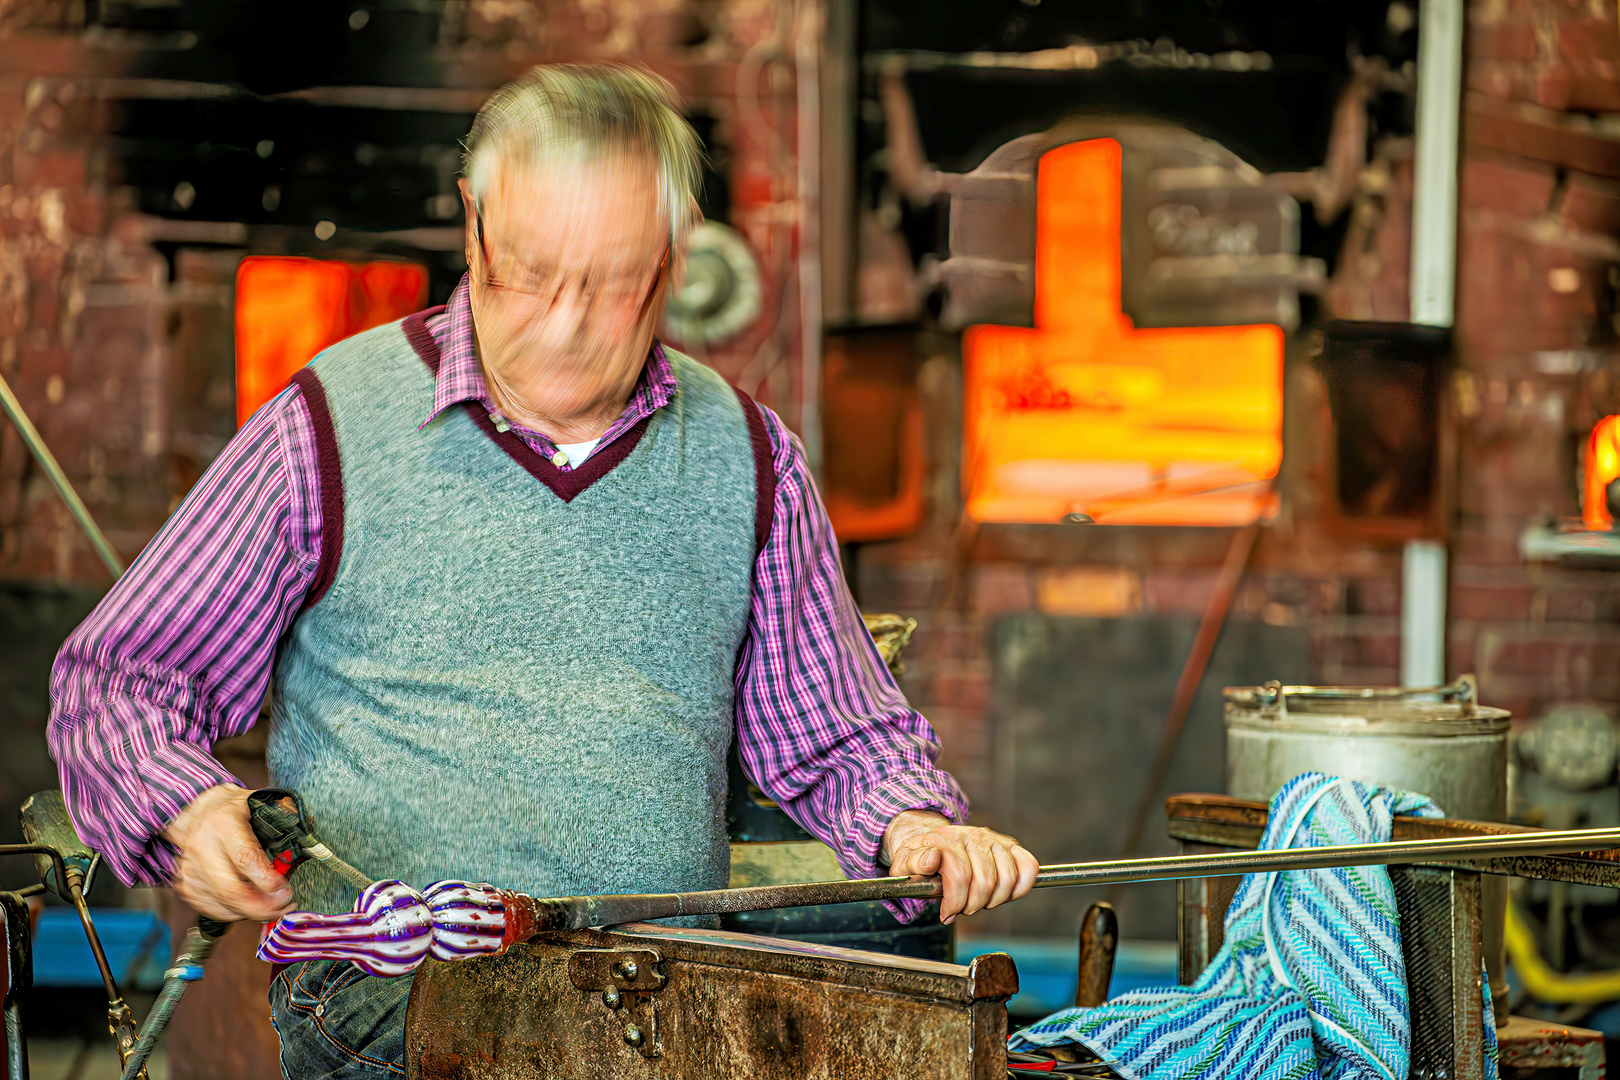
[257,823,1620,976]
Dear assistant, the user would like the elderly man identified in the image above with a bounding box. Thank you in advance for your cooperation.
[48,64,1036,1078]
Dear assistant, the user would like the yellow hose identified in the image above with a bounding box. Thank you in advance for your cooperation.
[1504,903,1620,1004]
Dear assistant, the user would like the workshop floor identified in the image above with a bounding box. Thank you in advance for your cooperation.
[26,1039,168,1080]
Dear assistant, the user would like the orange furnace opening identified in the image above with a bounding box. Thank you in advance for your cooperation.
[235,256,428,427]
[1584,415,1620,531]
[962,138,1285,527]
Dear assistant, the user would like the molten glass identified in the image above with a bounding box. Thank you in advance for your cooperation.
[962,139,1284,526]
[258,880,529,977]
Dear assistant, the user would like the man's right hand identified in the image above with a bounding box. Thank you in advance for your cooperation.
[161,784,294,923]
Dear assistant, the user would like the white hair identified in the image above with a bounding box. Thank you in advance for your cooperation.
[462,63,704,245]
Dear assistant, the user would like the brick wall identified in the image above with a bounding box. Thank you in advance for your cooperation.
[0,0,813,590]
[855,0,1620,859]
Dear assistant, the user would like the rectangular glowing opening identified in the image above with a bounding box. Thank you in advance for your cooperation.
[962,139,1284,527]
[235,256,428,427]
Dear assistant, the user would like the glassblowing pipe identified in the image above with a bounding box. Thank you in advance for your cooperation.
[259,824,1620,983]
[0,369,124,578]
[506,825,1620,933]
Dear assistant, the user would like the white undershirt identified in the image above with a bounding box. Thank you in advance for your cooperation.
[554,438,601,466]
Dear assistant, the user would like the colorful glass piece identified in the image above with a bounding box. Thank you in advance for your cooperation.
[257,880,510,977]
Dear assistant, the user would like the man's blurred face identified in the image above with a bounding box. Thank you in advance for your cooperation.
[459,150,669,423]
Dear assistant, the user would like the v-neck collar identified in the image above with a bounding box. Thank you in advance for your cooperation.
[402,307,655,503]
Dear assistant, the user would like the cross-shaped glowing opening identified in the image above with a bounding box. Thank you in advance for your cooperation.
[962,139,1285,526]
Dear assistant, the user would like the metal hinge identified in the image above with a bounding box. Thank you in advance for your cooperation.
[567,948,665,1059]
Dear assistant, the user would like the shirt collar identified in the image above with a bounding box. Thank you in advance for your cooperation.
[420,274,679,436]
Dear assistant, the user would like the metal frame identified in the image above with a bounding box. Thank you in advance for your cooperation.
[1167,795,1617,1080]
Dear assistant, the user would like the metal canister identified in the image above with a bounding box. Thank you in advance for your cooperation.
[1223,678,1511,1024]
[1224,679,1509,820]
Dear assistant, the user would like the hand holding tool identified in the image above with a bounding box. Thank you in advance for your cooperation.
[119,788,347,1080]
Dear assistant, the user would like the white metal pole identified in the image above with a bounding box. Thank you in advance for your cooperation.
[1402,0,1464,687]
[1401,539,1448,687]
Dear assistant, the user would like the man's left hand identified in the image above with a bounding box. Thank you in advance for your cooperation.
[882,810,1039,924]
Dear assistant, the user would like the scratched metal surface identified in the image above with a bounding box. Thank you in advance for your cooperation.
[405,925,1014,1080]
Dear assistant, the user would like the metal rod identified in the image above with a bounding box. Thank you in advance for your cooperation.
[522,826,1620,933]
[120,925,221,1080]
[67,879,122,1006]
[0,844,73,905]
[1116,515,1261,867]
[0,368,124,578]
[299,837,374,890]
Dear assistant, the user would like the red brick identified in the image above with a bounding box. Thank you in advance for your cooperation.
[1303,578,1346,615]
[1559,171,1620,236]
[1329,664,1402,687]
[970,563,1033,615]
[1470,20,1540,62]
[1537,67,1620,112]
[930,666,991,713]
[1462,155,1556,219]
[1542,579,1620,621]
[1451,582,1533,621]
[1466,61,1532,102]
[1347,577,1400,616]
[1557,16,1620,66]
[907,616,987,663]
[1457,222,1609,360]
[1341,631,1401,670]
[1454,523,1535,567]
[1449,624,1478,675]
[1142,569,1218,615]
[1475,626,1620,699]
[921,705,991,767]
[859,560,941,611]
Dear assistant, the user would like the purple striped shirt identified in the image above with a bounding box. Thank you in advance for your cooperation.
[48,276,967,920]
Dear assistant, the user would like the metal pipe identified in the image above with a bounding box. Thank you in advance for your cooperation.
[1116,515,1263,867]
[2,843,141,1074]
[67,879,122,1006]
[1410,0,1464,328]
[0,844,73,907]
[1401,538,1448,688]
[794,0,825,474]
[119,925,221,1080]
[1400,0,1462,691]
[0,369,124,578]
[515,826,1620,933]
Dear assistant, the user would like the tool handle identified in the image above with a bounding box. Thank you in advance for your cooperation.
[19,789,99,898]
[120,925,220,1080]
[248,788,315,876]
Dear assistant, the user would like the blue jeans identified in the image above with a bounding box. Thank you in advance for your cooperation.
[269,960,413,1079]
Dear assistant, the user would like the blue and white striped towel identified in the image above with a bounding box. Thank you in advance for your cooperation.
[1010,772,1498,1080]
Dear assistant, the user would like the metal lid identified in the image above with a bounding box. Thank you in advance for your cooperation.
[1224,676,1511,736]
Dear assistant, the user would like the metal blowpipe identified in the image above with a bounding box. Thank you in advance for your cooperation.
[509,825,1620,933]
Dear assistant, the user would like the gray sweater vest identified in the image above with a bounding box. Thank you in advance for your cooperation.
[267,314,765,915]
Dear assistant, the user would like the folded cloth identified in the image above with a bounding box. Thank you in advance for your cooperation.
[1010,772,1498,1080]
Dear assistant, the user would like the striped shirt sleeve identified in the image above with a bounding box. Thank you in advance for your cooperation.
[734,404,970,922]
[47,385,323,886]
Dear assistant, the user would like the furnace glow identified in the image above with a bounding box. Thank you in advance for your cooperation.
[235,257,427,427]
[1584,415,1620,530]
[962,139,1284,526]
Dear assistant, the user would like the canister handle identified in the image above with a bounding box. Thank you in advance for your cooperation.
[1257,674,1477,716]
